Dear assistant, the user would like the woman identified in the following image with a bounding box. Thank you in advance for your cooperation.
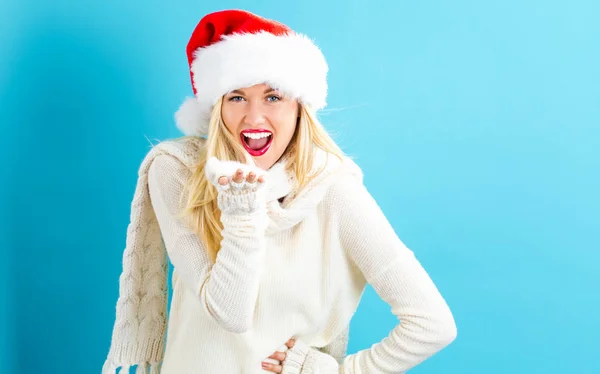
[102,9,457,374]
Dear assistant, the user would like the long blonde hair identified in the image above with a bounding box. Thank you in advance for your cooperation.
[177,97,344,263]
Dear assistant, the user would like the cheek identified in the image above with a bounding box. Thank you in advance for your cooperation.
[274,117,297,144]
[273,106,298,141]
[221,103,240,134]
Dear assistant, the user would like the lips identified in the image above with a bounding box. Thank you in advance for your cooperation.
[240,129,273,156]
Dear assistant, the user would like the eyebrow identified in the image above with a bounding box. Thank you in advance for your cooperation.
[229,88,277,95]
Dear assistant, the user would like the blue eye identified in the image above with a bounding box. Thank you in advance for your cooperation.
[267,95,282,102]
[228,96,244,102]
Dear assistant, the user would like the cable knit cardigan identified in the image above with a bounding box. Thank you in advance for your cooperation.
[102,136,457,373]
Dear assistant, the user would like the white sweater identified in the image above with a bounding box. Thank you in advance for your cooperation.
[145,138,456,373]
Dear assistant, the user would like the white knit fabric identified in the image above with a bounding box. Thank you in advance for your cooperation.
[102,136,457,373]
[315,324,349,365]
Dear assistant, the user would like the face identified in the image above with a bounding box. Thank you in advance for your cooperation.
[221,83,299,170]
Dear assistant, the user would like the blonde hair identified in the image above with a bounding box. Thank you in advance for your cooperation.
[177,97,344,263]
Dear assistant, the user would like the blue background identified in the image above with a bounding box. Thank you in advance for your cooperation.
[1,0,599,373]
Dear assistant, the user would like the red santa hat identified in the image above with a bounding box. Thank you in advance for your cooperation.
[175,9,329,137]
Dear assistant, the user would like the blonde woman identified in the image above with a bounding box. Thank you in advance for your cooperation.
[102,9,457,374]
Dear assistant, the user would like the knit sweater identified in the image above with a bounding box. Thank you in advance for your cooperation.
[103,136,457,373]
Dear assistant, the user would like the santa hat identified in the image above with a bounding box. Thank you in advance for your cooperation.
[174,9,329,137]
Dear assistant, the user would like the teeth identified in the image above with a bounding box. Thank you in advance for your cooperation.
[243,132,271,139]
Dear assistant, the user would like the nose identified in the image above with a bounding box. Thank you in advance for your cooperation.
[243,100,267,127]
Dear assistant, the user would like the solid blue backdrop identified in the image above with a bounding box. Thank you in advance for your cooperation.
[1,0,598,373]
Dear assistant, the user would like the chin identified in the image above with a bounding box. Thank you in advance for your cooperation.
[252,157,275,170]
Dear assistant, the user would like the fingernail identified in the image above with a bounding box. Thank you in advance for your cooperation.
[261,362,268,368]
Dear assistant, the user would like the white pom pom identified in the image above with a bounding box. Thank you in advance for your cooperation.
[174,97,209,136]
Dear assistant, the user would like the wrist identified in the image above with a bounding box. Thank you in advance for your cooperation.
[301,347,341,374]
[282,340,310,374]
[220,205,268,232]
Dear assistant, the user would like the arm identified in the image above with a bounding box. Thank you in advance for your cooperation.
[285,174,458,373]
[333,175,457,373]
[147,154,267,333]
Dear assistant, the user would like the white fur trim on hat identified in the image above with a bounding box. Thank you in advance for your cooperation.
[175,97,210,137]
[175,31,328,136]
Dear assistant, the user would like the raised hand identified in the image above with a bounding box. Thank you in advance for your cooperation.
[218,168,265,188]
[204,157,268,215]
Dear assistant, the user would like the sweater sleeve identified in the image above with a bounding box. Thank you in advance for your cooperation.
[329,175,458,373]
[147,154,266,333]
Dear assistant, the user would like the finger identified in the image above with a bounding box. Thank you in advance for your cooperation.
[285,338,296,349]
[232,169,244,183]
[268,351,286,361]
[246,171,256,183]
[218,176,228,186]
[262,362,282,373]
[257,175,265,184]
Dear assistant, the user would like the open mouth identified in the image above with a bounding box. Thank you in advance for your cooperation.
[240,129,273,156]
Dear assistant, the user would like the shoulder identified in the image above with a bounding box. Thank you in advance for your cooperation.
[153,135,206,165]
[322,159,391,232]
[141,135,206,170]
[146,136,206,189]
[148,153,190,179]
[329,156,365,193]
[322,156,368,207]
[142,136,205,176]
